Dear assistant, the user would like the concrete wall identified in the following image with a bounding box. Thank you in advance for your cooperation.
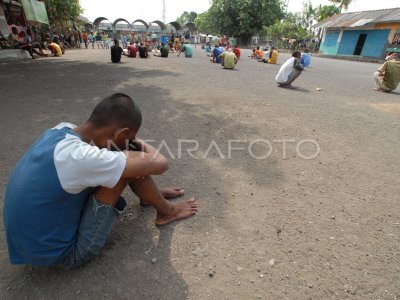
[361,29,390,57]
[319,30,340,55]
[374,22,400,44]
[330,29,390,58]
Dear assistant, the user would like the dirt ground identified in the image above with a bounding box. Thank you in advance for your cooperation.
[0,46,399,300]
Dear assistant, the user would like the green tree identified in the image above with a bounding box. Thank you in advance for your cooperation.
[195,12,218,35]
[43,0,83,28]
[316,4,340,21]
[176,11,198,25]
[264,12,310,41]
[196,0,284,43]
[328,0,353,12]
[301,1,316,33]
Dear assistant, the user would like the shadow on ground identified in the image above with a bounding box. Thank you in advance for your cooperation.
[0,58,283,299]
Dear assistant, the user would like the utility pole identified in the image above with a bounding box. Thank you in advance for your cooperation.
[162,0,166,23]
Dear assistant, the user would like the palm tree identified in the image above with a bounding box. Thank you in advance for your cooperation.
[328,0,353,12]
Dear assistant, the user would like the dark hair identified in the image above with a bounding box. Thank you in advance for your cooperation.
[292,50,301,57]
[257,46,260,50]
[114,39,118,44]
[88,93,142,131]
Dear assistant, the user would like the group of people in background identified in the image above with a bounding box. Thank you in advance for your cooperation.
[7,26,67,59]
[209,43,240,70]
[81,31,111,49]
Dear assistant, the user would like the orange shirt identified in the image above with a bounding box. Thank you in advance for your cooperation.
[255,49,263,59]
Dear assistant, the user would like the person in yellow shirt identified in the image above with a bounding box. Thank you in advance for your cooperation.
[47,38,63,57]
[259,47,278,64]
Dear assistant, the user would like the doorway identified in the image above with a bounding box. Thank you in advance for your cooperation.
[354,33,367,55]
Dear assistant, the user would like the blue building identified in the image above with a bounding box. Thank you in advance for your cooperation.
[315,8,400,60]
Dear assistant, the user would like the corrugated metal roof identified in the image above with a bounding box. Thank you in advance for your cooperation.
[314,8,400,29]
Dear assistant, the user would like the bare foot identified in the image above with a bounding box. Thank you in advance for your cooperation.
[140,187,184,206]
[159,187,184,199]
[373,87,383,92]
[155,198,198,226]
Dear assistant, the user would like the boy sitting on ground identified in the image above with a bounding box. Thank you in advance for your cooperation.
[4,93,197,268]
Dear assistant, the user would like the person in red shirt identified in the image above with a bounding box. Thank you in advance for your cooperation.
[233,44,241,60]
[127,42,137,58]
[82,31,88,49]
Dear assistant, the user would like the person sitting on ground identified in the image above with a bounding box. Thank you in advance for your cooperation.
[276,50,304,88]
[52,35,66,54]
[178,42,193,58]
[26,28,48,57]
[252,46,263,59]
[7,27,37,59]
[233,44,241,60]
[111,39,125,63]
[211,44,224,63]
[259,46,278,64]
[138,43,149,58]
[3,93,197,268]
[301,48,311,67]
[225,41,230,51]
[205,42,212,53]
[154,43,169,58]
[126,42,137,58]
[373,56,400,92]
[47,38,63,57]
[219,51,238,69]
[168,42,176,53]
[249,48,256,58]
[385,52,399,61]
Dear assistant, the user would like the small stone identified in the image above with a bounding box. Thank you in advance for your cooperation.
[330,216,336,219]
[251,280,255,283]
[316,88,323,91]
[75,290,81,295]
[269,259,275,266]
[209,271,214,277]
[151,258,157,264]
[277,228,282,234]
[237,266,243,272]
[307,283,313,288]
[6,287,11,291]
[260,274,264,278]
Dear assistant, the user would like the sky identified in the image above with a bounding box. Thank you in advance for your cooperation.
[80,0,399,23]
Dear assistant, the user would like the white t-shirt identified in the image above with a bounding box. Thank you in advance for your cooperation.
[276,57,296,83]
[53,122,127,194]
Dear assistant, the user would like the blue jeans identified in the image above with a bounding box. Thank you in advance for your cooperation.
[61,195,126,268]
